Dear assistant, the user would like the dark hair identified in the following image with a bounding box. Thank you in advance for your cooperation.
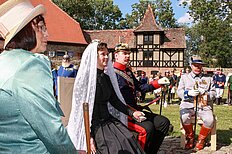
[97,42,108,51]
[5,15,45,51]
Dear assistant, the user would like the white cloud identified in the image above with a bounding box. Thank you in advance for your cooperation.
[177,13,193,24]
[178,0,191,6]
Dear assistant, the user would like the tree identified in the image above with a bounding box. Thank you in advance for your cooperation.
[156,0,178,28]
[52,0,122,30]
[91,0,122,30]
[182,25,202,66]
[181,0,232,67]
[119,0,178,29]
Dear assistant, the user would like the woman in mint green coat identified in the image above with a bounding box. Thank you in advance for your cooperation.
[0,0,77,153]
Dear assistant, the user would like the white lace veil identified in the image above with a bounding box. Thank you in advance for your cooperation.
[67,41,127,151]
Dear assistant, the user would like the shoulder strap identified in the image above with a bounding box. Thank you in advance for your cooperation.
[114,69,134,86]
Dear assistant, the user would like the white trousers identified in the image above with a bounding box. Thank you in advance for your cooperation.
[216,88,224,98]
[180,107,214,128]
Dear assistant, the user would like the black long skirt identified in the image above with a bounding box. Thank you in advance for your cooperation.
[93,118,145,154]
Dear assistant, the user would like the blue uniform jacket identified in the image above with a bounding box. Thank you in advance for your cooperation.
[114,62,154,110]
[213,74,226,89]
[53,64,77,96]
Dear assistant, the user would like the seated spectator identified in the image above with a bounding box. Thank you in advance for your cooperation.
[53,54,78,97]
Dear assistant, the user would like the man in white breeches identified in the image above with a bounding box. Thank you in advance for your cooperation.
[177,55,216,151]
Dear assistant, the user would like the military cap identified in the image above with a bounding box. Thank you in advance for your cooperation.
[190,55,206,65]
[115,43,130,53]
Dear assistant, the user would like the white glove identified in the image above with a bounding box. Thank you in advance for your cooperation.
[158,77,170,85]
[198,87,206,95]
[133,111,146,122]
[188,89,199,97]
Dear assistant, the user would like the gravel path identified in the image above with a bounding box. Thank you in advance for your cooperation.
[158,136,232,154]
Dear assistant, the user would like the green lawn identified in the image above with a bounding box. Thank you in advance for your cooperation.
[142,93,232,145]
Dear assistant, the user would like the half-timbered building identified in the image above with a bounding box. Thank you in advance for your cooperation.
[85,5,186,76]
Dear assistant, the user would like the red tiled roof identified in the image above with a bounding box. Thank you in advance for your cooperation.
[31,0,87,44]
[85,28,186,49]
[84,29,135,49]
[0,0,87,45]
[162,28,186,48]
[85,4,186,49]
[134,5,163,32]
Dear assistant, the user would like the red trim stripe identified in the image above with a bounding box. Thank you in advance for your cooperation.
[128,120,147,149]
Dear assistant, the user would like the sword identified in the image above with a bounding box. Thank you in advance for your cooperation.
[193,81,199,143]
[142,97,161,113]
[143,97,161,107]
[160,86,167,115]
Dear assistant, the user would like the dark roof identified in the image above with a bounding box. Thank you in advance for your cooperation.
[0,0,87,45]
[84,29,135,49]
[134,5,163,32]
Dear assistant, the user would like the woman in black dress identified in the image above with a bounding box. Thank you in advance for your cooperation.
[68,41,145,154]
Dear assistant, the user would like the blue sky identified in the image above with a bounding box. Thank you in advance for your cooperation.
[113,0,193,24]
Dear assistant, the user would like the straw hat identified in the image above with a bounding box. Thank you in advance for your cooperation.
[0,0,46,48]
[190,55,206,65]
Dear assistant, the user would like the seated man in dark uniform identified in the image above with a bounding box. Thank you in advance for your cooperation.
[113,43,170,154]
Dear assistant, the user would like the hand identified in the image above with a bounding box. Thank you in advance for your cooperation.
[158,77,170,85]
[90,137,96,154]
[188,89,199,97]
[198,87,205,95]
[133,111,146,122]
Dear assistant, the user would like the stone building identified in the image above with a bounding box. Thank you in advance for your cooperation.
[84,5,186,76]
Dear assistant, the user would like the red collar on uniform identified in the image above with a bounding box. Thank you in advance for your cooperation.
[113,62,126,71]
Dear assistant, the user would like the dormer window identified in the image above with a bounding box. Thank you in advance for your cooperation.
[144,34,153,44]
